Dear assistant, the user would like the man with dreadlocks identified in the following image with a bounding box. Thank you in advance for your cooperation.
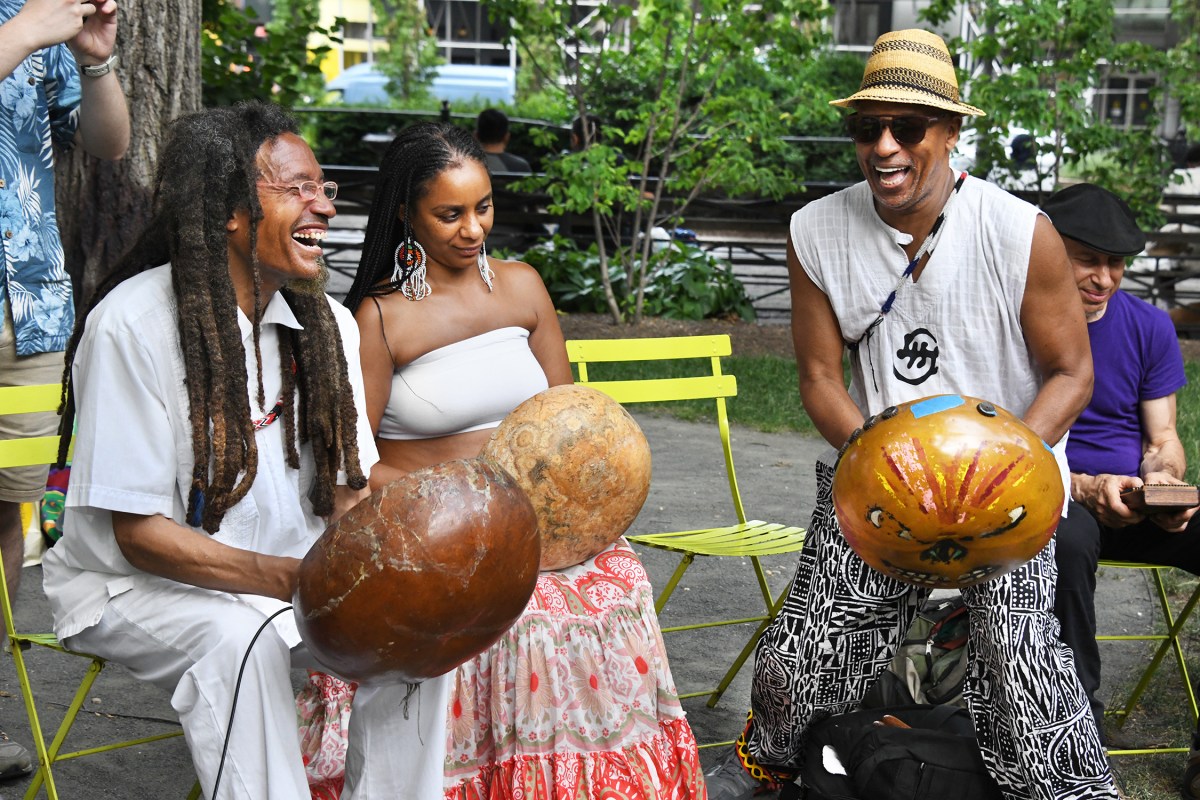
[40,102,445,799]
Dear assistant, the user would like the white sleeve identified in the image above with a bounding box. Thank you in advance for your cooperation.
[66,306,179,517]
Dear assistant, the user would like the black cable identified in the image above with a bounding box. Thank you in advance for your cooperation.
[210,605,294,799]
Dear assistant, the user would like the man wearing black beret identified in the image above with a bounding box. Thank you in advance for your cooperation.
[1046,183,1200,794]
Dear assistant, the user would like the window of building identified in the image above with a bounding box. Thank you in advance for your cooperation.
[342,22,370,40]
[1095,75,1157,131]
[832,0,892,48]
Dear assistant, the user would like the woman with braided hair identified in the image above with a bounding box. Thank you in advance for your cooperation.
[299,121,705,799]
[42,102,446,799]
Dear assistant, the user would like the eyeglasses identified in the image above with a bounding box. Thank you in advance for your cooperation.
[845,115,945,146]
[258,180,338,202]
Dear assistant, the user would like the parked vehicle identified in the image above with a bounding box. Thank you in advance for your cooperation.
[325,62,517,106]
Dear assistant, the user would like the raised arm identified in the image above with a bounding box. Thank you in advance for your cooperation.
[1019,215,1094,445]
[71,0,129,160]
[0,0,91,78]
[788,239,864,449]
[2,0,130,159]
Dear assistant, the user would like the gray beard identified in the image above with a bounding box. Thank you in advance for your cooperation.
[287,257,330,297]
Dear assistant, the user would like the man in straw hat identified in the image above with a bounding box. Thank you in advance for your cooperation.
[706,29,1119,799]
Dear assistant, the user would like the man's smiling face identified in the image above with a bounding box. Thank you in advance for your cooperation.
[853,101,961,224]
[227,132,336,300]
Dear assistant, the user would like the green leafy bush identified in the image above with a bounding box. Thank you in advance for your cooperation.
[516,235,755,321]
[201,0,339,108]
[516,236,610,314]
[642,241,757,322]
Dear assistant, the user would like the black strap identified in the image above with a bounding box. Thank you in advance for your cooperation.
[368,296,396,363]
[847,171,967,354]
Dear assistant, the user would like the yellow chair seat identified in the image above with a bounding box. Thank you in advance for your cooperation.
[632,521,808,558]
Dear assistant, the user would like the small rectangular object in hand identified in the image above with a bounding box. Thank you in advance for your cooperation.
[1121,484,1200,510]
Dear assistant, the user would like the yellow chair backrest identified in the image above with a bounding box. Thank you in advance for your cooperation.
[566,334,748,528]
[0,384,72,469]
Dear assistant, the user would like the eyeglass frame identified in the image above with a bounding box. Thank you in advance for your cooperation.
[844,114,947,146]
[256,180,339,202]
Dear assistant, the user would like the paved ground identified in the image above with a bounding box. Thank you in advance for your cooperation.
[0,413,1179,797]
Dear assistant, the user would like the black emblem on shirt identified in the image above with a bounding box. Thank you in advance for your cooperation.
[893,328,939,385]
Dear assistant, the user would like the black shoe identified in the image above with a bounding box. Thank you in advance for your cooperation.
[1182,748,1200,799]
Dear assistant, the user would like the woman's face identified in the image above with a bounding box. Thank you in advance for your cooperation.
[405,160,493,273]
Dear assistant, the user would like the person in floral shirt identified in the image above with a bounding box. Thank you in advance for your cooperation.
[0,0,128,778]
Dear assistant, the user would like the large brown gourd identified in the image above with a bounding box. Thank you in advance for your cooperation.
[482,384,653,570]
[833,394,1064,589]
[294,458,540,683]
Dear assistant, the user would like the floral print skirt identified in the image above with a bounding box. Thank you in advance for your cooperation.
[297,538,706,799]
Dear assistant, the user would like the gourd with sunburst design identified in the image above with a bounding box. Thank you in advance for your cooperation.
[832,394,1064,588]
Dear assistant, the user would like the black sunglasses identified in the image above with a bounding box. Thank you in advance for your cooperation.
[845,114,945,146]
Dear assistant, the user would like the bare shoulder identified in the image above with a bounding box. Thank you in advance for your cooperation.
[351,288,431,347]
[490,257,551,294]
[490,256,544,281]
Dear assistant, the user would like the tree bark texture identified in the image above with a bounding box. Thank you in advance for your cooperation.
[54,0,203,305]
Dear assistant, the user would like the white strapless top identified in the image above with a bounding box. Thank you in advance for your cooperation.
[377,326,549,440]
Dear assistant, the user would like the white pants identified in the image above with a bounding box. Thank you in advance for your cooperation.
[66,578,447,800]
[342,677,451,799]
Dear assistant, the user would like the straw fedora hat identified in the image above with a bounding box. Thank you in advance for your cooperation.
[831,29,985,117]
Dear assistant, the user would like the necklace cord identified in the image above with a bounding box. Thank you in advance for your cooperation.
[848,171,968,354]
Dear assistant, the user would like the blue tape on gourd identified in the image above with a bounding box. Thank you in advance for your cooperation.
[910,394,965,419]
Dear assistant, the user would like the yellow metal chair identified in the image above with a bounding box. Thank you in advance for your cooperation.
[565,334,806,710]
[0,383,197,799]
[1096,559,1200,756]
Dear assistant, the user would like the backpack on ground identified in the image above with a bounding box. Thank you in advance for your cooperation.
[797,703,1003,800]
[865,594,969,709]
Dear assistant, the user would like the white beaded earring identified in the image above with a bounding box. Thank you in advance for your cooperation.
[478,242,494,292]
[393,237,430,300]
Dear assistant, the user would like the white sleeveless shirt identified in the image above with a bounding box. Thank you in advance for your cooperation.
[790,175,1070,497]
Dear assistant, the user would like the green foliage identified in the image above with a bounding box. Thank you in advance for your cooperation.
[640,241,757,322]
[518,236,609,314]
[201,0,340,108]
[773,50,865,184]
[486,0,831,323]
[517,235,755,322]
[921,0,1200,225]
[370,0,442,101]
[1178,360,1200,484]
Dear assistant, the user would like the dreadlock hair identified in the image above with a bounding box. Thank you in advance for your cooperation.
[57,101,366,533]
[343,122,488,313]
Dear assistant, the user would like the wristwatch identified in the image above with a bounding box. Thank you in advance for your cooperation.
[80,53,118,78]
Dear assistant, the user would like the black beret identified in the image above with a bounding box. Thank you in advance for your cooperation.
[1040,183,1146,257]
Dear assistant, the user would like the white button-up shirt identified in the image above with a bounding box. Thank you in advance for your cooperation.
[43,265,378,640]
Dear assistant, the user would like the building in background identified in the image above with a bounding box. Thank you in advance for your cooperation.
[315,0,519,78]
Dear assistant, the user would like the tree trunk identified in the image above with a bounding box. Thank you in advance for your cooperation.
[55,0,203,305]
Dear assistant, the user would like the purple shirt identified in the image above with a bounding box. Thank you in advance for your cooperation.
[1066,290,1187,477]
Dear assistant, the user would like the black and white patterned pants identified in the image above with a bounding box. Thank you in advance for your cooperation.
[748,461,1118,800]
